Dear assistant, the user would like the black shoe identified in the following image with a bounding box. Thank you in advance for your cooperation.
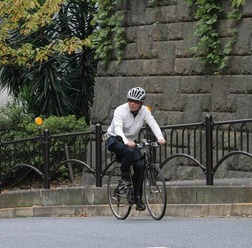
[135,196,146,211]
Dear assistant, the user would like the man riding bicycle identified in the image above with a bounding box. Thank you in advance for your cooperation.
[106,87,166,211]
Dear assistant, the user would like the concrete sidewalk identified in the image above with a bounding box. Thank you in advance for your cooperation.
[0,178,251,218]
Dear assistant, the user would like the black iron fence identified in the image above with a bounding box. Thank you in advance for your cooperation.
[1,115,252,192]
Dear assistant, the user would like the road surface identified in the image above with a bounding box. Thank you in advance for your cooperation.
[1,216,251,248]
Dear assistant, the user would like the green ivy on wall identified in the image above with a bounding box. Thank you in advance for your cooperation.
[91,0,126,64]
[186,0,246,73]
[92,0,246,72]
[91,0,158,64]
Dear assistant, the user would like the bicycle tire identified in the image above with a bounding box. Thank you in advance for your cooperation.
[144,163,167,220]
[107,166,132,220]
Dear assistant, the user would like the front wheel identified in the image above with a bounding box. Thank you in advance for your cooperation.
[144,163,167,220]
[107,166,132,220]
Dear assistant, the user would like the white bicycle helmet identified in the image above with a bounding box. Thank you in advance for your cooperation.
[127,87,146,102]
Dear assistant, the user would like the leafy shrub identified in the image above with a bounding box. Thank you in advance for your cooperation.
[25,115,88,136]
[0,102,35,140]
[0,102,88,141]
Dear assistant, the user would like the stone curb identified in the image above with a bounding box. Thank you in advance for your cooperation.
[1,185,252,208]
[0,203,252,218]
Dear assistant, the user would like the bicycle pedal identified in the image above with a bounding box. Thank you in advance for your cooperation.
[117,178,132,186]
[112,194,119,200]
[150,187,160,193]
[116,193,128,199]
[113,188,128,197]
[125,184,133,189]
[118,183,132,189]
[112,191,126,199]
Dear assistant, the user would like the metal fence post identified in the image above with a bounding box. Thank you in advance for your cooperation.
[145,124,156,163]
[205,115,214,185]
[43,129,50,189]
[95,123,103,187]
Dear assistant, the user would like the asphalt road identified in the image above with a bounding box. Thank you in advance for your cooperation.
[1,216,252,248]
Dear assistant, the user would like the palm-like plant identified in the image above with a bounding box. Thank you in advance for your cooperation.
[0,0,97,124]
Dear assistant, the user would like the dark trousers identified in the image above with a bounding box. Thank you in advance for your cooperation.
[106,136,145,197]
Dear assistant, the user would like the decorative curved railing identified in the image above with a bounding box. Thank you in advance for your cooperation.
[1,115,252,192]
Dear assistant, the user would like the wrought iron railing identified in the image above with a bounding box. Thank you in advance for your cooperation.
[1,115,252,192]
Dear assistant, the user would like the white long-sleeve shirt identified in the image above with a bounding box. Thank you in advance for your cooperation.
[107,103,164,144]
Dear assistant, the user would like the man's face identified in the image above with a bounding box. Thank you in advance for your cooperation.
[128,99,142,112]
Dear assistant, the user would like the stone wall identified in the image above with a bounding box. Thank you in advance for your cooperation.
[91,0,252,180]
[92,0,252,126]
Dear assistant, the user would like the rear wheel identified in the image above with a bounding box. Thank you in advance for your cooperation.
[144,163,167,220]
[107,166,132,220]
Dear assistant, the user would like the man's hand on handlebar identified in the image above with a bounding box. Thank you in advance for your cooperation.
[126,140,136,147]
[158,138,166,145]
[126,138,166,147]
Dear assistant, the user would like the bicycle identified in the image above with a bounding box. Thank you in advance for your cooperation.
[107,139,167,220]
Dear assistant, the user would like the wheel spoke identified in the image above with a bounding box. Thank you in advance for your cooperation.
[107,166,132,220]
[144,164,167,220]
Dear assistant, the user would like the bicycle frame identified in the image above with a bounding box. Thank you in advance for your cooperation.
[135,139,159,166]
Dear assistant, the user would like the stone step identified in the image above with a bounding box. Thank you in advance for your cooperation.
[0,184,251,218]
[1,185,252,208]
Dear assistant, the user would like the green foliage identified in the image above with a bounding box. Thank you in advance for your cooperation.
[0,102,88,141]
[0,0,91,66]
[91,0,126,63]
[0,102,35,140]
[26,115,88,135]
[186,0,246,73]
[0,0,97,123]
[90,0,162,63]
